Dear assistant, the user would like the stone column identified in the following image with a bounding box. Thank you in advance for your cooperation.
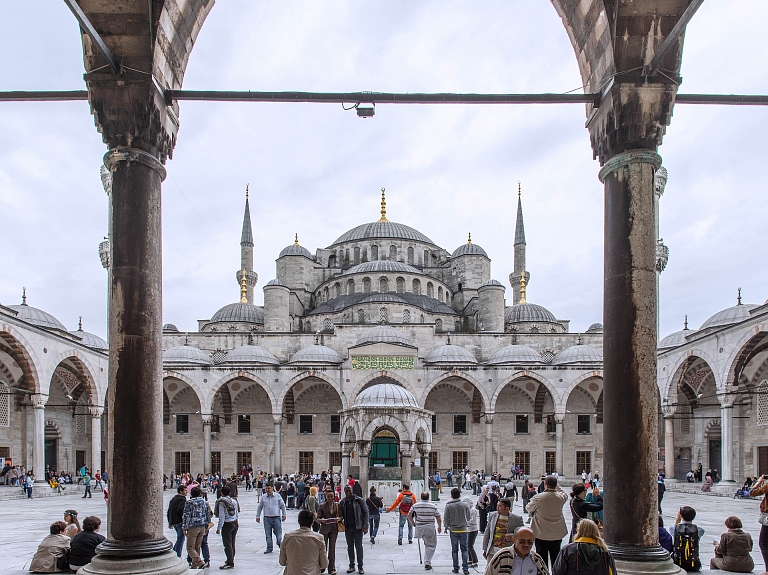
[555,415,564,476]
[357,441,370,495]
[599,149,671,567]
[273,416,283,475]
[31,394,47,482]
[720,400,735,484]
[484,413,494,474]
[202,416,213,475]
[400,442,413,487]
[663,407,675,481]
[341,443,353,483]
[90,406,104,474]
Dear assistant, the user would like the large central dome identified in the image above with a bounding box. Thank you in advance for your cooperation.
[330,221,435,247]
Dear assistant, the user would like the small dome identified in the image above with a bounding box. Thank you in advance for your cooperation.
[289,344,343,364]
[586,323,603,333]
[480,279,504,288]
[356,325,412,347]
[486,345,542,365]
[424,344,477,364]
[552,345,602,365]
[222,345,280,365]
[658,329,692,350]
[700,303,758,331]
[279,244,313,259]
[9,303,67,331]
[505,303,558,324]
[210,303,264,324]
[354,383,419,408]
[163,323,179,332]
[344,261,421,275]
[71,329,108,350]
[452,243,488,258]
[163,345,212,365]
[331,221,435,246]
[265,279,287,287]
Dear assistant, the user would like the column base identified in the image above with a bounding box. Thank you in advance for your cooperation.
[610,545,683,575]
[80,550,188,575]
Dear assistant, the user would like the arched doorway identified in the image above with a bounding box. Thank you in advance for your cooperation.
[370,429,398,467]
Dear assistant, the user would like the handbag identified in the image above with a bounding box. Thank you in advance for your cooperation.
[759,512,768,527]
[336,502,346,532]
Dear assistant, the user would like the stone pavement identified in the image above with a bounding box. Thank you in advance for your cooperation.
[1,486,765,574]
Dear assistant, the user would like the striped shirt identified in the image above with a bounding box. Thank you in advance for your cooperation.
[409,501,439,527]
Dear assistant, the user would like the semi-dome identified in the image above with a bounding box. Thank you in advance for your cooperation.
[289,344,343,364]
[354,383,419,408]
[452,241,488,258]
[359,293,408,305]
[658,329,692,350]
[480,279,504,288]
[700,303,758,331]
[356,325,412,347]
[552,344,603,365]
[586,323,603,333]
[424,344,478,364]
[9,303,67,331]
[344,261,421,275]
[331,221,435,246]
[279,244,313,259]
[222,345,280,365]
[265,279,286,287]
[505,303,558,324]
[71,329,108,350]
[210,302,264,324]
[163,323,179,332]
[163,345,212,365]
[486,345,542,365]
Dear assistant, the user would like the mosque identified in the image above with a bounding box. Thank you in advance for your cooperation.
[1,175,766,493]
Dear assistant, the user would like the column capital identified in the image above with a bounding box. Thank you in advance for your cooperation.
[356,440,371,458]
[89,406,104,418]
[202,416,213,427]
[554,413,565,424]
[104,146,167,181]
[31,394,48,409]
[341,442,355,456]
[598,149,662,183]
[272,413,283,425]
[484,412,495,425]
[719,395,736,409]
[662,405,676,418]
[400,441,414,456]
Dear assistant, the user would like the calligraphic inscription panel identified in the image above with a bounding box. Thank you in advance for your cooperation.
[350,356,414,370]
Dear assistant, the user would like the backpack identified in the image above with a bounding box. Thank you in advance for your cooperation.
[672,523,701,571]
[399,493,414,514]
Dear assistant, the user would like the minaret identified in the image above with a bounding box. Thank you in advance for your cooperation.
[509,182,530,304]
[236,185,258,303]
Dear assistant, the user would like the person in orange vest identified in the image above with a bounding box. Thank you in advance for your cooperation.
[387,484,416,545]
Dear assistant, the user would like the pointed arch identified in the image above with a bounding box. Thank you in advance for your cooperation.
[561,372,604,414]
[0,328,43,393]
[662,350,720,405]
[361,414,412,443]
[278,371,346,412]
[209,372,276,416]
[350,372,417,405]
[162,370,207,413]
[491,371,559,413]
[422,371,490,415]
[725,330,768,387]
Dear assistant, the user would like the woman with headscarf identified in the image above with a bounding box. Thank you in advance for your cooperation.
[552,519,616,575]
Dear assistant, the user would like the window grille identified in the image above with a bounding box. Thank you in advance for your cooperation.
[396,277,405,293]
[402,309,411,323]
[299,451,314,474]
[174,452,191,475]
[452,451,468,471]
[0,383,9,427]
[453,414,467,434]
[576,451,592,473]
[429,452,438,474]
[212,350,227,364]
[323,319,333,332]
[423,250,429,266]
[176,414,189,434]
[236,451,252,470]
[545,451,557,475]
[546,414,556,433]
[515,414,529,434]
[412,279,421,295]
[330,415,341,434]
[299,415,313,434]
[680,404,691,433]
[329,451,342,469]
[211,415,221,433]
[407,247,414,265]
[757,382,768,425]
[577,415,591,434]
[238,414,251,434]
[435,319,442,332]
[347,280,355,295]
[211,451,221,474]
[380,308,388,323]
[363,278,371,293]
[371,245,378,260]
[76,398,87,435]
[389,245,397,260]
[358,309,365,324]
[354,247,360,264]
[380,277,389,292]
[514,451,531,475]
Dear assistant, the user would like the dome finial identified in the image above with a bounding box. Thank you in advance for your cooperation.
[379,188,388,222]
[294,233,299,246]
[245,183,249,199]
[240,268,248,304]
[684,315,688,330]
[21,286,27,306]
[518,181,521,197]
[78,316,83,331]
[467,232,472,244]
[519,272,527,304]
[737,287,742,305]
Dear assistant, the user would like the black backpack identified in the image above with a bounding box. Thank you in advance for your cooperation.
[672,523,701,571]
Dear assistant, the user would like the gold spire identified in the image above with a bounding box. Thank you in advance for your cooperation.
[518,181,521,197]
[379,188,388,222]
[294,233,299,246]
[245,183,249,199]
[519,271,527,304]
[240,269,248,303]
[467,233,472,244]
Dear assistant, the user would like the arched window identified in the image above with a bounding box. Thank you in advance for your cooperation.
[435,319,443,332]
[306,320,312,332]
[420,314,425,323]
[389,245,397,261]
[0,382,9,427]
[324,286,330,301]
[427,282,434,298]
[324,318,333,332]
[438,286,443,301]
[363,277,371,293]
[396,277,405,293]
[347,279,355,295]
[757,382,768,425]
[403,309,411,323]
[328,254,336,268]
[379,277,389,293]
[380,308,388,323]
[371,245,378,260]
[407,247,414,265]
[446,291,451,304]
[344,249,350,266]
[362,248,368,262]
[358,309,365,324]
[334,283,341,298]
[354,246,360,264]
[423,250,429,266]
[412,279,421,295]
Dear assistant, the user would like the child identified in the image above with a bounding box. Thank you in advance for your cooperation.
[670,506,704,571]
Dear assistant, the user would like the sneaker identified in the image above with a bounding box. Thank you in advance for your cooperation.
[398,538,402,545]
[346,568,356,573]
[409,540,413,544]
[370,537,375,544]
[358,570,364,575]
[425,566,432,570]
[219,565,233,570]
[264,550,273,554]
[452,570,459,574]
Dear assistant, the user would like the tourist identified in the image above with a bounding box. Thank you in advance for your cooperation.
[29,521,70,573]
[477,485,492,533]
[387,483,416,545]
[280,509,328,575]
[82,472,92,498]
[701,474,713,492]
[408,491,442,570]
[443,487,471,575]
[447,469,453,487]
[465,498,480,568]
[435,471,443,494]
[25,471,35,498]
[658,475,666,513]
[568,484,602,542]
[552,519,615,575]
[670,506,704,572]
[63,510,81,539]
[94,470,102,491]
[710,516,754,572]
[215,485,239,570]
[748,474,768,571]
[317,486,341,575]
[68,516,105,571]
[166,485,188,558]
[659,517,673,553]
[521,480,533,514]
[181,486,211,569]
[525,475,568,569]
[482,497,523,559]
[365,486,383,544]
[256,483,287,554]
[484,526,549,575]
[339,484,368,574]
[306,486,321,532]
[503,479,518,501]
[296,476,306,510]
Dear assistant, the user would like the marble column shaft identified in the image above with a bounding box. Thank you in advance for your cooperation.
[273,419,283,475]
[664,416,675,480]
[90,407,103,473]
[720,404,734,482]
[203,418,212,475]
[32,394,47,482]
[484,416,494,474]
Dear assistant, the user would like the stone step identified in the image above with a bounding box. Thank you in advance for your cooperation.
[0,484,93,501]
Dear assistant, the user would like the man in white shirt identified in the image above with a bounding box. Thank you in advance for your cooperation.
[256,483,287,553]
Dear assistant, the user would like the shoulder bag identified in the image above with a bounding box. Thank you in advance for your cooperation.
[336,503,346,532]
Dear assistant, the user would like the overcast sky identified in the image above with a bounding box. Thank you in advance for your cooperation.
[1,1,766,341]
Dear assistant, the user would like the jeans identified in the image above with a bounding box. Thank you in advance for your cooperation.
[535,538,562,569]
[398,513,413,541]
[173,524,186,557]
[221,520,238,566]
[83,485,92,498]
[345,529,364,569]
[369,512,380,539]
[450,531,469,572]
[263,516,282,552]
[27,486,32,498]
[467,531,478,564]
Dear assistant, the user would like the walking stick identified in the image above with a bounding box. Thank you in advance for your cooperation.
[418,537,423,564]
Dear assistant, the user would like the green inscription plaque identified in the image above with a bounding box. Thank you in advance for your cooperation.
[350,356,414,370]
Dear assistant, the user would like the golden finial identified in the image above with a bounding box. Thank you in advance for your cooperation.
[294,233,299,246]
[240,269,248,304]
[519,272,527,304]
[379,188,388,222]
[518,181,521,197]
[467,233,472,244]
[245,183,249,199]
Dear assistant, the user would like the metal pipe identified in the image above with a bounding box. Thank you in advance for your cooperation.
[647,0,705,75]
[62,0,121,74]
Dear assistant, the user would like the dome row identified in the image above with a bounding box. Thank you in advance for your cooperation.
[659,301,762,350]
[8,303,107,350]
